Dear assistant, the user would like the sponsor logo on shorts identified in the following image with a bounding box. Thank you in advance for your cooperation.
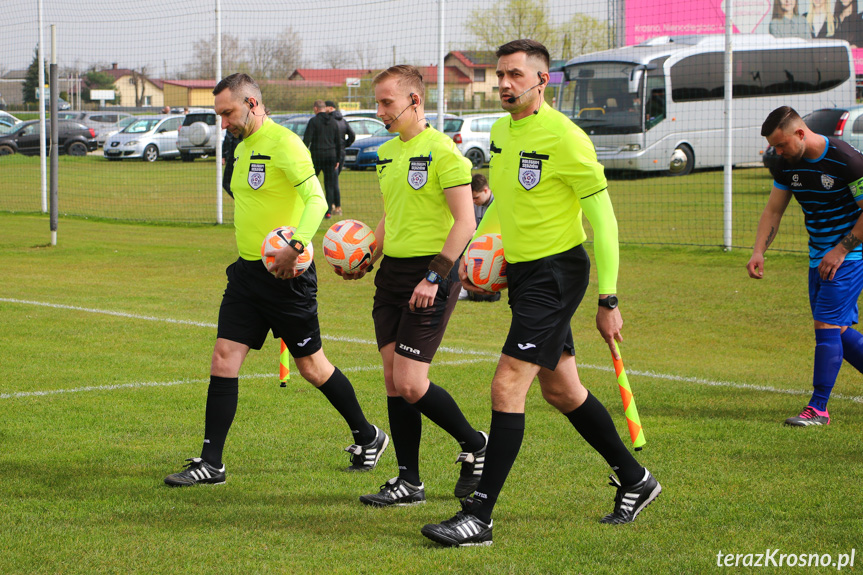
[399,343,421,355]
[297,337,312,347]
[517,343,536,350]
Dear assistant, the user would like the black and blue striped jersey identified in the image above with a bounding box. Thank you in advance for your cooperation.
[771,135,863,266]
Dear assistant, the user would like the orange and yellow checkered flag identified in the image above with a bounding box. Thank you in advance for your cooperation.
[611,342,646,450]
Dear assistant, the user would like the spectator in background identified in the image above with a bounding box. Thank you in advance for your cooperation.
[161,106,170,114]
[304,99,340,219]
[326,100,355,216]
[770,0,811,38]
[183,107,190,114]
[464,173,500,303]
[222,131,240,198]
[807,0,836,38]
[835,0,863,47]
[471,173,494,227]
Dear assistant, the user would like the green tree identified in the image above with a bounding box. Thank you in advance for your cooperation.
[464,0,610,60]
[22,48,48,104]
[465,0,555,54]
[82,70,118,103]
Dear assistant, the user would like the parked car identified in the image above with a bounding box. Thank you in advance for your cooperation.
[96,116,138,147]
[103,115,183,162]
[762,107,863,170]
[273,114,314,137]
[57,111,133,146]
[177,110,224,161]
[274,114,383,142]
[344,130,398,170]
[343,114,461,170]
[0,119,97,156]
[450,113,506,168]
[0,110,22,129]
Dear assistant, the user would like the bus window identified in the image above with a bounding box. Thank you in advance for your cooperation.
[560,62,646,135]
[646,76,666,129]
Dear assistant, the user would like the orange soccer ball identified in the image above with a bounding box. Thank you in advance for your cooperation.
[261,226,314,276]
[465,233,507,292]
[323,219,377,274]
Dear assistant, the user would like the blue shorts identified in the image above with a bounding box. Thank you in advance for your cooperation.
[808,259,863,326]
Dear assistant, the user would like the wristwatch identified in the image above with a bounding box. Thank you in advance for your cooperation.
[598,295,618,309]
[424,270,443,284]
[287,239,305,254]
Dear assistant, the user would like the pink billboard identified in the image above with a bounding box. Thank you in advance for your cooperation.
[625,0,863,74]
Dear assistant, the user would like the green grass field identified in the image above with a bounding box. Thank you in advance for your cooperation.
[1,211,860,574]
[0,154,809,253]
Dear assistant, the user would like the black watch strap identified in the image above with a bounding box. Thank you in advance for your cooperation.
[598,295,618,309]
[288,239,304,254]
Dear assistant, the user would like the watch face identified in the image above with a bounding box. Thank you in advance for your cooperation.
[600,296,618,308]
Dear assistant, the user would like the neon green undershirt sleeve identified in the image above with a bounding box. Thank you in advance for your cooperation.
[580,190,619,294]
[291,175,327,246]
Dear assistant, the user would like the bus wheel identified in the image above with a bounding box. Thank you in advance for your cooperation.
[669,145,693,176]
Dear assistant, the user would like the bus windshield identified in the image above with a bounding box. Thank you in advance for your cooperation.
[559,62,646,135]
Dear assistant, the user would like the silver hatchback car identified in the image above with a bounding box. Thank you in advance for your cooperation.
[452,113,506,169]
[103,115,184,162]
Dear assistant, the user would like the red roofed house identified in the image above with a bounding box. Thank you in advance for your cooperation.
[443,51,498,107]
[100,63,165,107]
[288,69,375,87]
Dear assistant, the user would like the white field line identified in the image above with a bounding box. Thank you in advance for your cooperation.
[2,298,861,405]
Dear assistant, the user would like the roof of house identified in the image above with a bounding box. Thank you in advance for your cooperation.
[416,66,472,85]
[98,67,164,89]
[448,51,498,68]
[162,79,218,90]
[1,69,28,80]
[289,69,375,86]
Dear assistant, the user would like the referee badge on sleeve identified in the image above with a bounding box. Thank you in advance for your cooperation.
[248,163,266,190]
[519,151,548,190]
[408,157,430,190]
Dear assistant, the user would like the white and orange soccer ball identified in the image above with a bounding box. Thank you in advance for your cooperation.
[261,226,314,276]
[323,219,377,274]
[465,233,507,292]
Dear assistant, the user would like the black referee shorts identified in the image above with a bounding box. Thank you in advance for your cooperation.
[372,255,461,363]
[217,257,322,358]
[502,244,590,370]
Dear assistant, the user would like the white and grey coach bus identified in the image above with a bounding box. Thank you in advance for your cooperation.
[556,34,855,175]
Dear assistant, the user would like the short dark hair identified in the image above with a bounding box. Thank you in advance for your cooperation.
[496,39,550,69]
[373,65,426,101]
[471,173,488,192]
[213,73,260,98]
[761,106,801,137]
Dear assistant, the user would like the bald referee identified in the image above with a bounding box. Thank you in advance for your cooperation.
[421,40,661,547]
[164,73,387,486]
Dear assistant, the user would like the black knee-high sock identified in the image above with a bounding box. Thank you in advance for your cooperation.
[565,391,643,486]
[471,410,525,524]
[200,375,238,467]
[412,382,484,452]
[388,395,422,485]
[316,367,376,445]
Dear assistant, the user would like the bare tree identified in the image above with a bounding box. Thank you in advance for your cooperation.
[323,44,352,69]
[186,33,244,79]
[131,67,149,107]
[354,43,379,69]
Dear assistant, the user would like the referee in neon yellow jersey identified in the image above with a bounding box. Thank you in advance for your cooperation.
[338,65,488,508]
[422,40,661,547]
[164,73,388,487]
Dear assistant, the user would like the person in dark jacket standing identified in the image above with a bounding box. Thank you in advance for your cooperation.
[304,99,340,218]
[326,100,355,216]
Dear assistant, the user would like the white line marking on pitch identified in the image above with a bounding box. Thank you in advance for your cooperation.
[2,298,861,404]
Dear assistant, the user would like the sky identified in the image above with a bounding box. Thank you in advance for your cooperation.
[1,0,600,77]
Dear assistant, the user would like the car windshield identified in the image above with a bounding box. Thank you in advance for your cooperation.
[0,124,13,135]
[370,125,390,136]
[117,116,137,129]
[123,119,160,134]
